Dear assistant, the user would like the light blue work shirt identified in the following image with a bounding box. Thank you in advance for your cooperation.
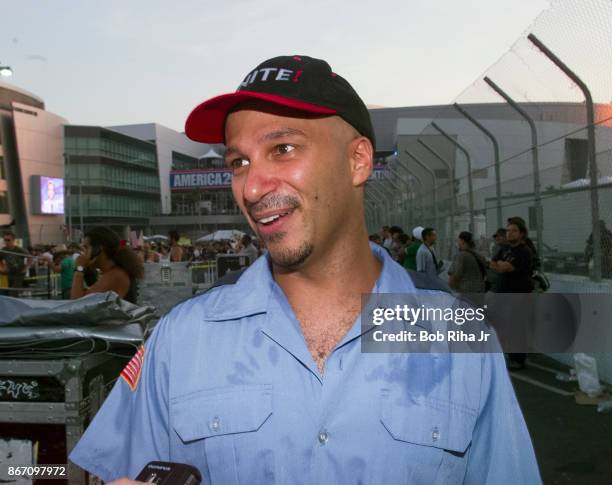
[69,243,541,484]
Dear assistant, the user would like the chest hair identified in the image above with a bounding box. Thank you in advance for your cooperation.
[295,305,360,374]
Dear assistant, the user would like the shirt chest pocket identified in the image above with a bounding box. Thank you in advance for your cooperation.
[171,384,274,485]
[379,390,477,485]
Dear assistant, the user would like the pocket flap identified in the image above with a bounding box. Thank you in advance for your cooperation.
[380,391,476,453]
[172,384,273,443]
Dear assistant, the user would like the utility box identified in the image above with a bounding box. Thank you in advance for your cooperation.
[0,354,130,485]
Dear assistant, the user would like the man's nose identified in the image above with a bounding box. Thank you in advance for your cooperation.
[242,158,278,205]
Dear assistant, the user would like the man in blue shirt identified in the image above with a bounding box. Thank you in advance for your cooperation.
[69,55,541,484]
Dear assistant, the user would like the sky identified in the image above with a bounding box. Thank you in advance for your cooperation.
[2,0,550,132]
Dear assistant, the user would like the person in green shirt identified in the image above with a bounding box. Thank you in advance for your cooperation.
[53,251,75,299]
[403,226,423,270]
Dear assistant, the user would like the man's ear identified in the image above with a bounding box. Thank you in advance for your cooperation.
[350,136,374,187]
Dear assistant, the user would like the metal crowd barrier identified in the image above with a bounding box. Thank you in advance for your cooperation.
[1,272,61,299]
[23,273,61,299]
[1,248,63,299]
[190,260,217,290]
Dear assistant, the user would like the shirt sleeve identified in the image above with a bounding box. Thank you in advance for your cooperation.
[416,248,426,272]
[69,317,171,482]
[464,351,542,484]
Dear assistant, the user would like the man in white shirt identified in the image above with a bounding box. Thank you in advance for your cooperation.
[416,227,442,278]
[238,234,259,265]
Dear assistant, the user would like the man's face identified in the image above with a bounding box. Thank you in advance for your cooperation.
[426,231,437,245]
[3,235,15,249]
[47,182,55,200]
[224,102,370,269]
[506,224,523,244]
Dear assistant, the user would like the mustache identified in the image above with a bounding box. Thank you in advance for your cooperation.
[247,194,300,218]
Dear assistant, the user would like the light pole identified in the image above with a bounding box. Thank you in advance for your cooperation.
[64,153,73,241]
[79,181,84,238]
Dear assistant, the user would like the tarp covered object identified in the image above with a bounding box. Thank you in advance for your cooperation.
[0,292,156,358]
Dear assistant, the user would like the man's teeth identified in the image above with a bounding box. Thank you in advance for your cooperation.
[259,212,289,224]
[260,214,281,224]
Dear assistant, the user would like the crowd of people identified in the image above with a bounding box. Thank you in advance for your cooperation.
[139,232,261,266]
[371,217,542,369]
[0,228,263,300]
[371,218,540,294]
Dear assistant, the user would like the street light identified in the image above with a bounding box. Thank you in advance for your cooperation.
[0,64,13,77]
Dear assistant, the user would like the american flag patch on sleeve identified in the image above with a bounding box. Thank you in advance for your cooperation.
[120,345,145,391]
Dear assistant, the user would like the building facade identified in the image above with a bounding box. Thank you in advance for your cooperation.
[64,126,161,239]
[0,81,67,247]
[367,102,612,259]
[110,124,248,240]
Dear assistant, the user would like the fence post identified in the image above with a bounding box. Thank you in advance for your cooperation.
[453,103,503,229]
[417,139,456,258]
[527,33,602,281]
[483,77,543,260]
[405,150,438,231]
[431,122,476,234]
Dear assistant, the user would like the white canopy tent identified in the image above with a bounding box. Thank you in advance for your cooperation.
[196,230,245,242]
[143,235,169,241]
[199,148,223,160]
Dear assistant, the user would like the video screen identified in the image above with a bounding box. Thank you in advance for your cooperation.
[40,176,64,214]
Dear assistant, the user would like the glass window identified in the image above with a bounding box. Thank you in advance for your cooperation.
[90,138,101,151]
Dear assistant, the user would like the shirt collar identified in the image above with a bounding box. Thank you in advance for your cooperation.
[202,254,273,320]
[203,241,417,321]
[369,241,417,294]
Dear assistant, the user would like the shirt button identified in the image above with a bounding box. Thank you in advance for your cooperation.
[432,427,440,441]
[318,430,329,444]
[209,417,221,432]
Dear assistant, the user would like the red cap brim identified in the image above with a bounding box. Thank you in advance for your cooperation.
[184,91,337,143]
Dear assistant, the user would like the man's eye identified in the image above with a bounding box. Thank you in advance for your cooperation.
[230,158,249,170]
[275,144,295,155]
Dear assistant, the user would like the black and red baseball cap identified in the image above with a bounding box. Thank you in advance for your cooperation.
[185,55,375,148]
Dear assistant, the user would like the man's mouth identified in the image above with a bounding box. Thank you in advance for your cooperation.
[252,209,295,234]
[257,211,292,226]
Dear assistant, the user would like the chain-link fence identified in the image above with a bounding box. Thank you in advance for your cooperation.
[365,0,612,282]
[363,0,612,381]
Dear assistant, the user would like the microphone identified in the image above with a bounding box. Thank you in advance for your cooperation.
[135,461,201,485]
